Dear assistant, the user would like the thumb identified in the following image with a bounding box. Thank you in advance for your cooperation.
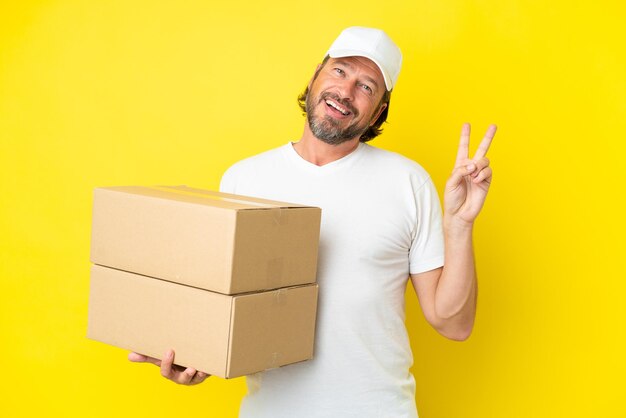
[128,352,147,362]
[128,352,162,366]
[447,163,475,189]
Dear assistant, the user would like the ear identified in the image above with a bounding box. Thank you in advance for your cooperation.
[369,102,388,127]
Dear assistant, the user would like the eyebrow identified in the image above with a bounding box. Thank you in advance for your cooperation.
[334,59,380,90]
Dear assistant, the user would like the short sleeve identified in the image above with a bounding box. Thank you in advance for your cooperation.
[409,176,445,274]
[219,166,237,194]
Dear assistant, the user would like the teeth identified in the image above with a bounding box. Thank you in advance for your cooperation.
[325,99,349,115]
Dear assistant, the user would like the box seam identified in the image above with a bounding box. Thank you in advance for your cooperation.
[225,296,235,378]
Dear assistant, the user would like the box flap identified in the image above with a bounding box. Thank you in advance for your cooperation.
[163,185,315,210]
[97,185,313,211]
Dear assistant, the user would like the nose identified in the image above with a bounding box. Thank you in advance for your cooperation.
[336,79,356,102]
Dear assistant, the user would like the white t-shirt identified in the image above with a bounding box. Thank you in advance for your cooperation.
[220,142,445,418]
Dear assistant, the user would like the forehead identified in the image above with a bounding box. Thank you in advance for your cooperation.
[327,56,385,86]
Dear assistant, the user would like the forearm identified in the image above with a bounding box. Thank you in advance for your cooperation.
[434,218,478,337]
[422,122,495,340]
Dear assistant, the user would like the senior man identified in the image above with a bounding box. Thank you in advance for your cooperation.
[130,26,497,418]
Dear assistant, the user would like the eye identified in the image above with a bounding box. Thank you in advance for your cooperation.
[333,68,345,75]
[360,83,373,94]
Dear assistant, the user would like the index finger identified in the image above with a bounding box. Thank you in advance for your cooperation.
[473,124,497,160]
[160,349,175,378]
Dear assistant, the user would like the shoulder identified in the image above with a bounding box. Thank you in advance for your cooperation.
[220,143,289,193]
[222,144,289,178]
[225,144,287,172]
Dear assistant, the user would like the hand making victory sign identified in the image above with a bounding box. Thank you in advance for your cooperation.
[444,123,497,226]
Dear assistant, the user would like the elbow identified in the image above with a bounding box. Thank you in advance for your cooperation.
[442,326,473,342]
[433,300,475,341]
[431,311,475,342]
[434,323,473,341]
[434,305,455,322]
[434,297,466,321]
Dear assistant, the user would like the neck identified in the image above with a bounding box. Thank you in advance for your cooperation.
[292,123,361,166]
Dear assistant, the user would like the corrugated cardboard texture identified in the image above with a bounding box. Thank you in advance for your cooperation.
[90,186,321,294]
[87,265,319,379]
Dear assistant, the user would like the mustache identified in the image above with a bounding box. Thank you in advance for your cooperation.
[320,92,358,117]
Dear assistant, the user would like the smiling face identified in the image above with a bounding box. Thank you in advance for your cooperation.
[305,56,388,145]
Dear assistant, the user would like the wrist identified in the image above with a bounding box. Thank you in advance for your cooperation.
[443,215,474,236]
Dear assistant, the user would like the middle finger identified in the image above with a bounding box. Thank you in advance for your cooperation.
[473,124,497,160]
[179,367,198,385]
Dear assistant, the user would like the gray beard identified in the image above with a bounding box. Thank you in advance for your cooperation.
[305,94,368,145]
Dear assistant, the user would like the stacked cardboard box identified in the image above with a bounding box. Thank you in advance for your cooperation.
[87,185,321,378]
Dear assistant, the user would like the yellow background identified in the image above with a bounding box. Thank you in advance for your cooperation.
[1,1,624,417]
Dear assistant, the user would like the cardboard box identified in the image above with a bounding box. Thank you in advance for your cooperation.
[90,185,321,294]
[87,264,318,379]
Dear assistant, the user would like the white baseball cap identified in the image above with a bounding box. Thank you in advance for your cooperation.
[326,26,402,91]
